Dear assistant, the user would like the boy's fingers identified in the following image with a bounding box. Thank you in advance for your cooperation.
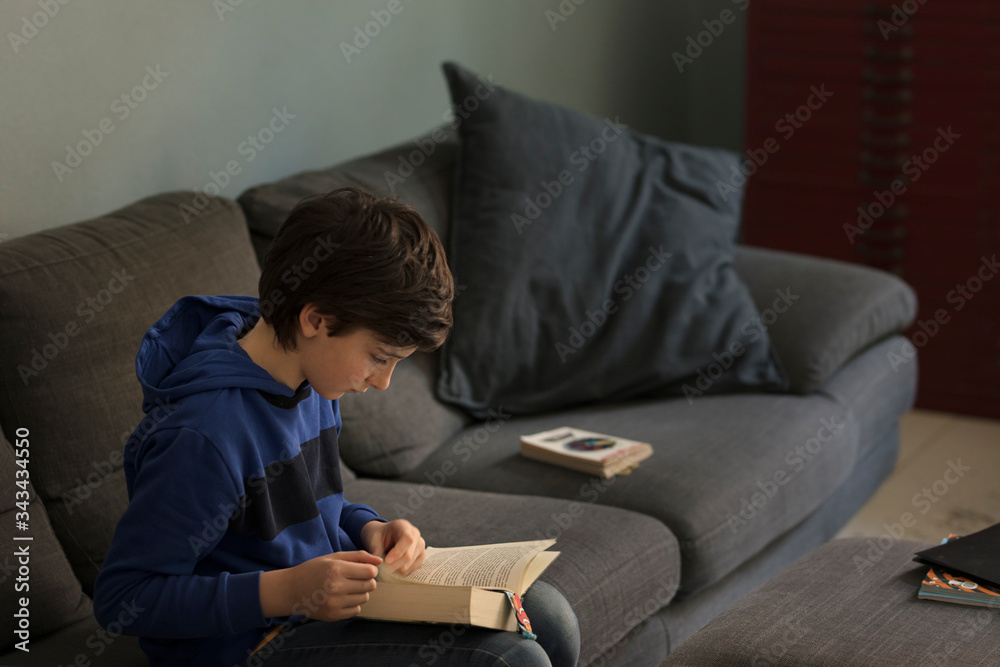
[334,550,383,564]
[341,563,380,581]
[396,548,427,576]
[384,536,416,563]
[387,536,426,574]
[332,577,377,594]
[330,554,382,581]
[391,527,422,552]
[331,592,372,612]
[383,541,403,564]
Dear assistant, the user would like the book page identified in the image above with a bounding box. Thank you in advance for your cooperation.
[378,539,556,592]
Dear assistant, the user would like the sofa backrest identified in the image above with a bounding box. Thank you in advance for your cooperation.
[238,124,458,245]
[0,192,262,597]
[238,124,474,477]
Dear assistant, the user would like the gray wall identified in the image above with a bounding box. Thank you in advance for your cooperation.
[0,0,745,240]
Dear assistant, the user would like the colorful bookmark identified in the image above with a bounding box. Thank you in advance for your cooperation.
[503,590,537,640]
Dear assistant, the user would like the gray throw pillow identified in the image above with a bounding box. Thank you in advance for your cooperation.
[436,62,788,418]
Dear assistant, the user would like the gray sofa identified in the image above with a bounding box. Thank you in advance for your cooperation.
[0,127,917,666]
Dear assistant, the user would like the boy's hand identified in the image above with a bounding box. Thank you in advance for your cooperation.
[274,551,382,622]
[360,519,426,576]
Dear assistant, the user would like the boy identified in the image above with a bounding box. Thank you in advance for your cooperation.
[93,186,579,666]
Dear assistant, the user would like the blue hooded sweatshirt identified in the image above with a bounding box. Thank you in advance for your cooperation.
[93,295,383,667]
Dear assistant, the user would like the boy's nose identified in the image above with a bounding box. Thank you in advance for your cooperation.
[368,369,392,391]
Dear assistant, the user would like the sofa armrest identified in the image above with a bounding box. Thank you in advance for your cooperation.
[733,245,917,394]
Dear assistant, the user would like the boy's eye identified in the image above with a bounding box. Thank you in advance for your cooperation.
[372,356,388,366]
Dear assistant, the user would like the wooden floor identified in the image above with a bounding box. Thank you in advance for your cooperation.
[837,409,1000,543]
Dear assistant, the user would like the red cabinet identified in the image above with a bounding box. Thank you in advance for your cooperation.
[744,1,1000,418]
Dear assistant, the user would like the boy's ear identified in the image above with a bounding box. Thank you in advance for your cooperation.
[299,303,332,338]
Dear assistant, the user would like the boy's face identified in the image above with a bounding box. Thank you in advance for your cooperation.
[298,308,417,400]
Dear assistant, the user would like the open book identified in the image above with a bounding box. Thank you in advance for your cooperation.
[358,539,559,631]
[521,426,653,478]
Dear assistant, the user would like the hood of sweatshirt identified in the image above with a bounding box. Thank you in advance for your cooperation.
[135,295,304,414]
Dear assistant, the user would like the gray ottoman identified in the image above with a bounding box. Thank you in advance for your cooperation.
[662,538,1000,666]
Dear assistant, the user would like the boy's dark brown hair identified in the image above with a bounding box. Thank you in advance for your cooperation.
[257,185,454,353]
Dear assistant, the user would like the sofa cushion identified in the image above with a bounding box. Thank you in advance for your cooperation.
[236,129,472,477]
[435,61,787,419]
[0,431,92,654]
[345,478,680,667]
[401,388,871,597]
[734,246,918,394]
[0,192,261,595]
